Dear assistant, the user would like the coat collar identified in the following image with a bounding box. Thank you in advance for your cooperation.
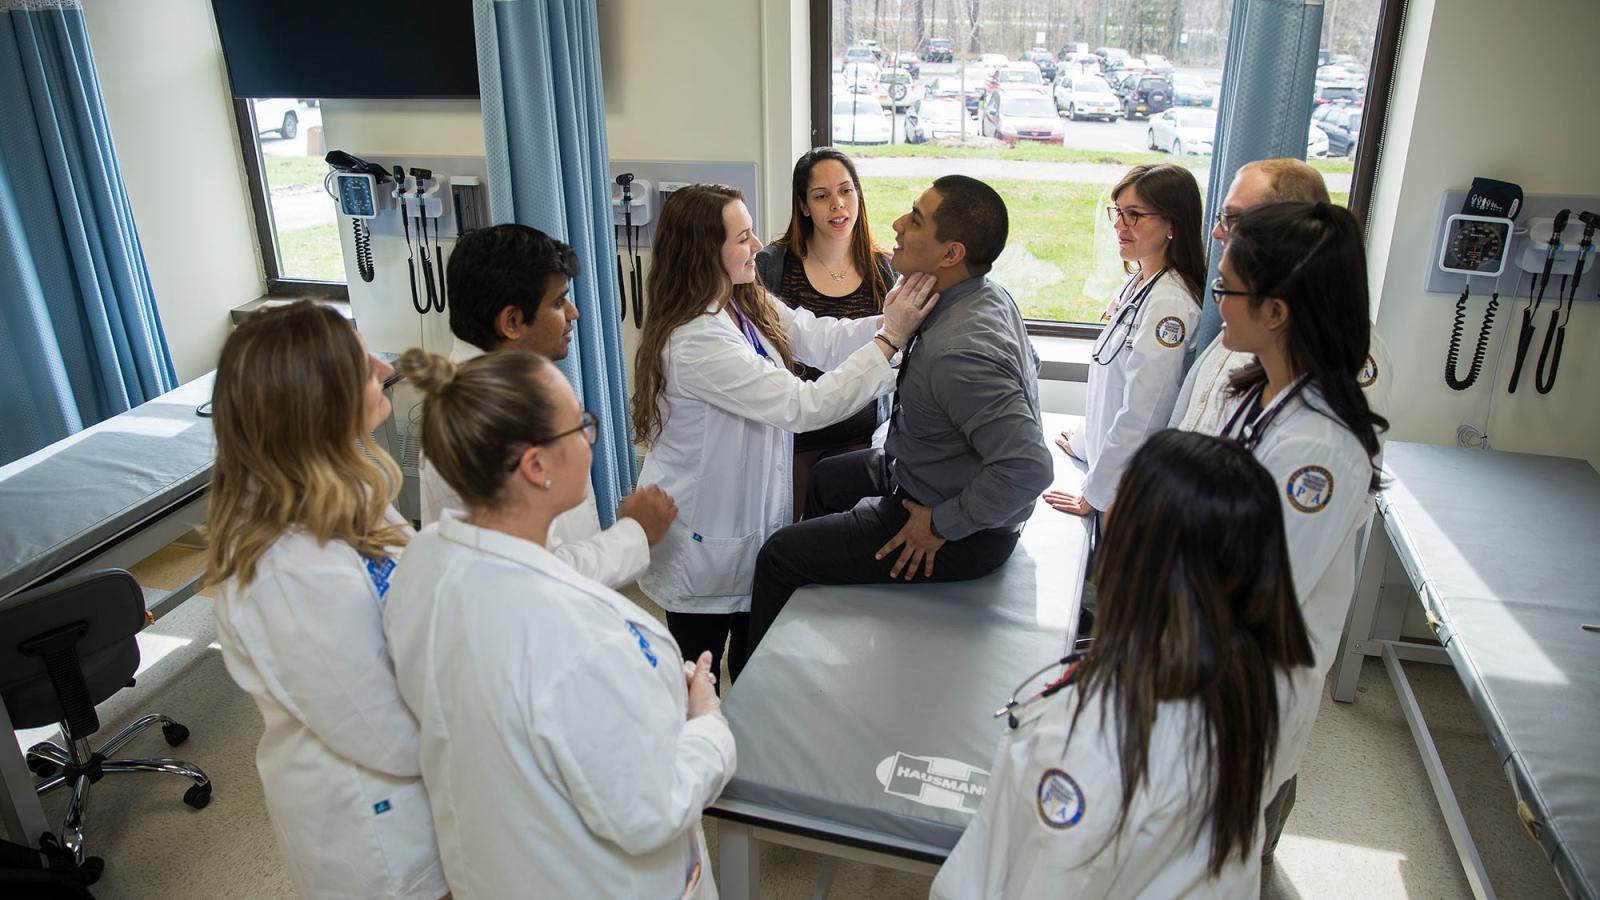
[448,338,487,365]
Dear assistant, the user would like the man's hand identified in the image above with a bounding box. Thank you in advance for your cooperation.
[1054,430,1081,460]
[618,485,677,545]
[1043,490,1094,517]
[875,499,948,579]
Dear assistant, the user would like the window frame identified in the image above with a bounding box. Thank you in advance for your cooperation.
[231,98,348,300]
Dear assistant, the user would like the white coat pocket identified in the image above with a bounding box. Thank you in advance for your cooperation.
[676,530,763,598]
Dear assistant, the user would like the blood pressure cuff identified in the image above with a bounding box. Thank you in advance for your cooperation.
[1461,177,1523,220]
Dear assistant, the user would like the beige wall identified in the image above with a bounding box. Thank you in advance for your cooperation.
[1367,0,1600,466]
[82,0,263,382]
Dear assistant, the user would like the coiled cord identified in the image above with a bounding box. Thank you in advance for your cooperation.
[1445,285,1498,391]
[351,219,376,283]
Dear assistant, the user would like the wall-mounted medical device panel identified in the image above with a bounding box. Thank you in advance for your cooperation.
[1425,190,1600,300]
[605,160,761,249]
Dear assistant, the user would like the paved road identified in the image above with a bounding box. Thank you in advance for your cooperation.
[855,156,1352,192]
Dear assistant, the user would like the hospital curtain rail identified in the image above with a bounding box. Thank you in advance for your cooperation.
[472,0,634,525]
[0,0,177,466]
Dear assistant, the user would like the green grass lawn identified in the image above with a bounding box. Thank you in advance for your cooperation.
[276,223,346,281]
[852,141,1354,175]
[265,155,331,192]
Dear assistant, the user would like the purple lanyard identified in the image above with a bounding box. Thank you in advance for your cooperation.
[727,299,770,359]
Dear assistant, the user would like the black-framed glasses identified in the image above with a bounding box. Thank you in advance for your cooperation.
[1106,205,1161,227]
[1210,277,1251,304]
[1214,211,1242,234]
[505,411,600,472]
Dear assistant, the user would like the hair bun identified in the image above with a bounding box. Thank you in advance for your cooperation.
[398,347,456,396]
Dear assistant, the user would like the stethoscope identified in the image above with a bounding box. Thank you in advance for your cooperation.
[994,652,1084,730]
[1091,268,1168,367]
[1220,376,1309,452]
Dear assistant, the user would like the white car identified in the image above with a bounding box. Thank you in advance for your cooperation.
[1148,108,1331,158]
[832,95,892,145]
[879,71,921,110]
[990,62,1044,92]
[981,87,1063,146]
[1307,124,1330,158]
[253,98,299,140]
[907,97,970,143]
[978,52,1009,69]
[1054,72,1120,120]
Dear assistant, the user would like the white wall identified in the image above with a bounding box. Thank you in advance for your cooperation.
[82,0,263,382]
[1367,0,1600,467]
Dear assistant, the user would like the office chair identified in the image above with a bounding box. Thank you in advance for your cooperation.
[0,569,211,876]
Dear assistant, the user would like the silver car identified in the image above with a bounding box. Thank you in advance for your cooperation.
[1053,73,1120,121]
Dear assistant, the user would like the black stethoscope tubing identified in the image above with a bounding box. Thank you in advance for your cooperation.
[1091,268,1168,367]
[1221,376,1310,453]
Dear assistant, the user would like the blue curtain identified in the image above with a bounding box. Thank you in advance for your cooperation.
[0,2,176,466]
[472,0,633,526]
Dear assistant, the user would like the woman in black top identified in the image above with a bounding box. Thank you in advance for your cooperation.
[756,148,896,517]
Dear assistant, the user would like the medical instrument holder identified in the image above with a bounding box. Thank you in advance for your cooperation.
[1425,190,1600,302]
[610,177,654,228]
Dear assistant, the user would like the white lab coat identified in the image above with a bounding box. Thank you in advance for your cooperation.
[1170,330,1394,435]
[637,299,891,614]
[413,339,650,590]
[931,664,1321,900]
[1067,273,1199,510]
[383,511,737,900]
[212,508,446,900]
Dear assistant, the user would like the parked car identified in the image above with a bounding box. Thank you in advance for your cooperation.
[1314,83,1364,106]
[958,66,991,112]
[1023,48,1058,82]
[1316,64,1366,88]
[907,97,969,143]
[1117,73,1173,119]
[1054,72,1120,120]
[253,98,299,140]
[1312,104,1363,156]
[922,37,954,62]
[987,62,1044,94]
[1103,56,1147,83]
[1058,51,1100,76]
[832,95,891,144]
[1057,41,1088,59]
[856,39,883,61]
[1148,107,1217,155]
[981,86,1063,146]
[843,45,876,66]
[1142,53,1174,76]
[1094,46,1130,71]
[1172,73,1212,107]
[879,70,920,110]
[978,52,1010,69]
[1307,124,1330,158]
[894,52,921,79]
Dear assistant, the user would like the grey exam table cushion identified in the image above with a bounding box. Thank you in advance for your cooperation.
[1378,442,1599,900]
[714,412,1090,858]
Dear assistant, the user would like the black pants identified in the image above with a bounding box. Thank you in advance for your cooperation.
[664,611,747,695]
[738,448,1022,672]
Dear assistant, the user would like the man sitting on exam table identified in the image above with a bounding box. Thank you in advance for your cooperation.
[416,223,675,588]
[739,175,1053,668]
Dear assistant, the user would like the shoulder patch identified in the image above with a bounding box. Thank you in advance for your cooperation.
[1358,354,1379,389]
[1154,316,1186,348]
[1036,768,1086,830]
[625,621,658,668]
[1285,465,1335,514]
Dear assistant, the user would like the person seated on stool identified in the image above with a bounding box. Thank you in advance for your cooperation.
[739,175,1053,673]
[419,223,675,588]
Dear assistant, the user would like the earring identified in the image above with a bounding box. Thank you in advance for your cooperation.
[1166,233,1173,240]
[544,479,553,489]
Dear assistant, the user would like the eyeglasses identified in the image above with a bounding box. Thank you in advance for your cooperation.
[1210,277,1251,304]
[1214,211,1242,234]
[1106,205,1162,227]
[505,411,600,472]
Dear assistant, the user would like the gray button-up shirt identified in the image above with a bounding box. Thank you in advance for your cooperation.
[885,275,1053,541]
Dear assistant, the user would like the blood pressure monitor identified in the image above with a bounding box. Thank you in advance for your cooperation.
[335,172,380,219]
[1438,213,1513,277]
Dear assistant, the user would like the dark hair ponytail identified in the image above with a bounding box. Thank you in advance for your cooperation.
[1225,201,1389,491]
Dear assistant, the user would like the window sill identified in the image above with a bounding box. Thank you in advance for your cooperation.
[1034,332,1093,384]
[230,295,353,327]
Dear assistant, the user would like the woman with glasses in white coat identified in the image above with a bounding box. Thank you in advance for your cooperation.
[630,183,940,684]
[385,347,733,899]
[1049,164,1205,518]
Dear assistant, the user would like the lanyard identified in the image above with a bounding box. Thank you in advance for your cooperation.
[1091,268,1167,367]
[1220,376,1308,452]
[726,299,770,360]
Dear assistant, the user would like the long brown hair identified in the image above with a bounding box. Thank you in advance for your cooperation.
[632,184,796,446]
[1112,163,1206,302]
[1072,429,1314,874]
[398,348,559,511]
[771,147,891,307]
[205,302,407,587]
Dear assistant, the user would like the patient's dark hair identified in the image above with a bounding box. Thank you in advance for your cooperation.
[930,175,1008,275]
[1074,429,1314,875]
[447,224,579,352]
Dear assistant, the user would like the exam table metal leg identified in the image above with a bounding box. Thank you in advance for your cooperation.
[1382,643,1494,899]
[719,821,760,900]
[0,697,50,847]
[812,856,839,900]
[1332,513,1391,703]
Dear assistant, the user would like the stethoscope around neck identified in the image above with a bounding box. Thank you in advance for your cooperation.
[1221,376,1309,452]
[1091,268,1168,367]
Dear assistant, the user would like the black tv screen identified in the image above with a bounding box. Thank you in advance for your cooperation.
[211,0,479,99]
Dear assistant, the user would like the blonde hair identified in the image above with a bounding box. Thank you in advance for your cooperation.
[1239,158,1331,205]
[205,302,407,587]
[398,347,559,511]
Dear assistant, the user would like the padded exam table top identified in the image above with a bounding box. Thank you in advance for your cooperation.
[1377,442,1599,900]
[712,413,1090,859]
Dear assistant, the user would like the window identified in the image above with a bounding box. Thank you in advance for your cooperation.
[816,0,1395,331]
[235,97,347,294]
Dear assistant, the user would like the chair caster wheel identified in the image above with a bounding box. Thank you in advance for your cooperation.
[27,756,59,777]
[162,722,190,747]
[183,783,212,809]
[78,855,105,884]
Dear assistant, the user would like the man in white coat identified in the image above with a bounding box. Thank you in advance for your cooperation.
[417,224,674,588]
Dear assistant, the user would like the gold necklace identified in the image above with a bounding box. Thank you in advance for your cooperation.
[815,257,850,282]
